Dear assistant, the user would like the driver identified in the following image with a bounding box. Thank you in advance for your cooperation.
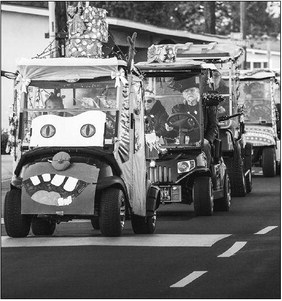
[167,86,218,167]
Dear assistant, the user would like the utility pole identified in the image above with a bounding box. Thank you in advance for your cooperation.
[48,2,67,58]
[48,2,57,58]
[240,2,247,69]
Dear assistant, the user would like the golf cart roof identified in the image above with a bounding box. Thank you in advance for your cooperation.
[175,42,244,63]
[135,59,217,72]
[16,57,127,82]
[239,69,276,81]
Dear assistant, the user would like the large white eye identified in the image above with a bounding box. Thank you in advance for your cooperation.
[40,124,56,138]
[80,124,96,138]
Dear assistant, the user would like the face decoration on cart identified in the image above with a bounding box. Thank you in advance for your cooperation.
[30,111,106,147]
[23,173,89,206]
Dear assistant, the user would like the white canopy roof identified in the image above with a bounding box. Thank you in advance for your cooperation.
[239,69,276,80]
[16,57,127,82]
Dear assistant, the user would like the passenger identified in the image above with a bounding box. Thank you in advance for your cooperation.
[213,70,229,94]
[144,89,168,138]
[45,93,64,116]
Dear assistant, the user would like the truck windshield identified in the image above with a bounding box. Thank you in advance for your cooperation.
[144,75,202,148]
[238,80,272,123]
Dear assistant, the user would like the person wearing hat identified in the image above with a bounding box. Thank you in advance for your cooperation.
[167,78,218,167]
[144,89,169,138]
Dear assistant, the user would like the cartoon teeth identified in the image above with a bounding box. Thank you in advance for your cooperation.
[23,173,88,207]
[51,174,65,186]
[30,176,40,185]
[64,177,78,192]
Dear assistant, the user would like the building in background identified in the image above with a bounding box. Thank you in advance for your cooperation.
[1,3,280,128]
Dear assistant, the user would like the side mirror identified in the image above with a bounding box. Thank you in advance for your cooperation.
[202,91,224,106]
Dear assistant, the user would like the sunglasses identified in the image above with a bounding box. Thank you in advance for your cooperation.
[145,98,155,103]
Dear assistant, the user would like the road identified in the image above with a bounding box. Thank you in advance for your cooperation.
[1,154,281,298]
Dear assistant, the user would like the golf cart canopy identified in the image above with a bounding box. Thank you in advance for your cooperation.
[16,57,127,84]
[136,59,217,73]
[239,69,276,81]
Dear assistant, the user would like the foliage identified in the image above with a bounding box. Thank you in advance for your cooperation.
[4,1,281,38]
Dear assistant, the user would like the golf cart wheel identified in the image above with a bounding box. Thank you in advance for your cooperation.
[131,212,156,234]
[4,189,31,238]
[245,170,252,193]
[214,172,231,212]
[262,147,276,177]
[99,187,125,237]
[225,154,246,197]
[193,176,213,216]
[244,143,253,193]
[31,217,56,236]
[90,216,100,230]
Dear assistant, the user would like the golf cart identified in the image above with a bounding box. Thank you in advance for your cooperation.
[3,56,160,237]
[238,69,280,177]
[136,46,232,216]
[173,42,252,196]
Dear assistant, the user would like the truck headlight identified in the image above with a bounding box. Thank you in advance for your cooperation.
[177,160,195,173]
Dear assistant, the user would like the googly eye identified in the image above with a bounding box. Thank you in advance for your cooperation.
[80,124,96,138]
[40,124,56,138]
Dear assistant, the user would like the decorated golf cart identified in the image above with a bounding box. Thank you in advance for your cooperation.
[3,3,159,238]
[135,44,232,216]
[238,69,280,177]
[171,42,252,196]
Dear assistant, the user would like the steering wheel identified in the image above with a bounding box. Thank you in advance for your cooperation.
[249,104,271,121]
[167,113,200,132]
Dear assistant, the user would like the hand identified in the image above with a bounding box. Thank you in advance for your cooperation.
[204,138,210,145]
[165,123,173,131]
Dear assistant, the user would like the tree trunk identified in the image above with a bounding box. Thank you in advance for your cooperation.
[204,1,216,34]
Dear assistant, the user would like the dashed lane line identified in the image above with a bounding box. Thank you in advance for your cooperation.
[254,226,278,235]
[1,234,230,248]
[170,271,207,288]
[217,241,247,258]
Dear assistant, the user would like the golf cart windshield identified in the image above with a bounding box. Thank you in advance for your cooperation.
[238,79,272,123]
[20,79,120,148]
[144,74,203,149]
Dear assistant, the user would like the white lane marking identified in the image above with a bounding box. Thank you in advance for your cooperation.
[217,241,247,257]
[1,219,91,225]
[254,226,278,235]
[170,271,207,288]
[1,234,230,248]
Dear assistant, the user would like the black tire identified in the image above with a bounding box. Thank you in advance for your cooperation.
[31,217,56,236]
[90,216,100,230]
[131,213,156,234]
[4,189,31,238]
[99,187,125,237]
[262,147,276,177]
[245,170,252,193]
[193,176,213,216]
[224,152,247,197]
[214,172,231,212]
[244,143,253,193]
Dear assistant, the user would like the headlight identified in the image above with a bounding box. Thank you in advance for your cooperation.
[177,160,195,173]
[196,152,207,167]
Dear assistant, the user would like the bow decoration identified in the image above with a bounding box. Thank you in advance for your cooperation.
[111,69,128,87]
